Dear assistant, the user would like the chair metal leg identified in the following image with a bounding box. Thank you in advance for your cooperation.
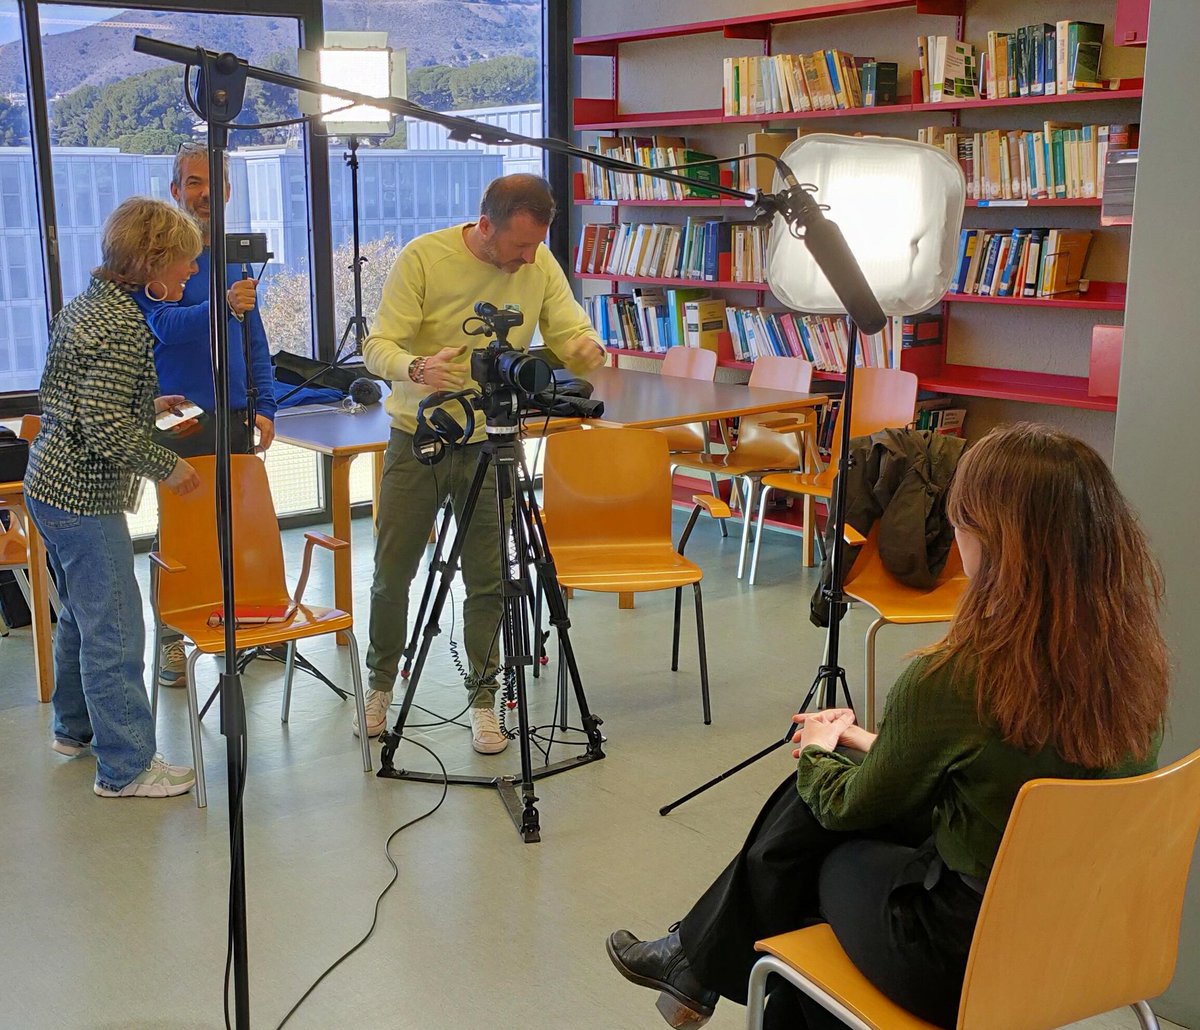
[744,955,874,1030]
[12,567,33,609]
[750,485,773,586]
[737,476,758,580]
[344,631,372,773]
[671,586,682,671]
[184,650,207,809]
[708,470,728,537]
[280,640,298,723]
[0,603,8,636]
[865,617,887,732]
[1132,1001,1160,1030]
[150,617,162,723]
[693,582,711,725]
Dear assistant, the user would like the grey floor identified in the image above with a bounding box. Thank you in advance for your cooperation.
[0,510,1186,1030]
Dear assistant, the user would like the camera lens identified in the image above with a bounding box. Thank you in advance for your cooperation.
[495,349,551,395]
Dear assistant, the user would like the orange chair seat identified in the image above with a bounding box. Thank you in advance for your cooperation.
[674,450,800,479]
[552,546,703,593]
[844,574,967,624]
[165,604,353,653]
[760,469,830,497]
[756,925,938,1030]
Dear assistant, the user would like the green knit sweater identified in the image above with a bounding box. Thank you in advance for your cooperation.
[796,655,1159,881]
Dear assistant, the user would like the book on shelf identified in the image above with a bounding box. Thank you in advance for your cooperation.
[683,298,728,351]
[1058,21,1104,95]
[666,287,711,349]
[948,227,1094,298]
[581,134,719,202]
[923,36,977,102]
[915,399,968,437]
[206,604,296,628]
[723,50,886,115]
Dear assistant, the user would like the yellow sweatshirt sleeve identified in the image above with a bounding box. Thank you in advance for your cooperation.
[363,244,427,382]
[536,250,602,372]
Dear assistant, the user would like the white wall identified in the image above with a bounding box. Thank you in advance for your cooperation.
[1113,0,1200,1023]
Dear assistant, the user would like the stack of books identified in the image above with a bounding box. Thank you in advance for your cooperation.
[576,219,769,284]
[722,50,895,114]
[949,227,1095,298]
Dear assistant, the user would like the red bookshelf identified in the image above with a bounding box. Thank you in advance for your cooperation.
[576,198,749,208]
[967,198,1104,208]
[920,366,1117,412]
[579,272,768,291]
[908,82,1143,113]
[573,0,964,56]
[945,281,1126,310]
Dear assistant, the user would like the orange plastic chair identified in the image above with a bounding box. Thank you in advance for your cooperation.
[151,454,371,808]
[543,427,727,723]
[672,357,816,579]
[657,346,718,456]
[750,368,918,583]
[842,524,969,730]
[747,746,1200,1030]
[0,416,59,636]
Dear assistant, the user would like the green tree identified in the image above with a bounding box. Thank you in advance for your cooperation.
[259,236,403,357]
[448,56,539,109]
[52,67,193,152]
[240,51,301,146]
[0,96,30,146]
[408,65,454,111]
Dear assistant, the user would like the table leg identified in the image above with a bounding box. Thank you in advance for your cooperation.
[619,592,634,609]
[330,454,355,645]
[371,451,384,536]
[23,507,54,703]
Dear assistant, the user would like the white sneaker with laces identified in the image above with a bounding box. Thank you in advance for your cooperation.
[51,738,90,758]
[353,688,392,738]
[470,706,509,755]
[158,640,188,688]
[93,755,195,798]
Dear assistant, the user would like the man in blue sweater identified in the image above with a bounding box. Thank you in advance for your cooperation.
[135,142,278,687]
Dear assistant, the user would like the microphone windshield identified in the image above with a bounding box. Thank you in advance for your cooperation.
[349,377,382,406]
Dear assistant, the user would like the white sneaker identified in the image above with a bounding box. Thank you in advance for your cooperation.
[94,755,195,798]
[470,707,509,755]
[51,738,90,758]
[353,688,392,738]
[158,640,188,688]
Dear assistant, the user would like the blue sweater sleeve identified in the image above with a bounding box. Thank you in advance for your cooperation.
[246,305,276,420]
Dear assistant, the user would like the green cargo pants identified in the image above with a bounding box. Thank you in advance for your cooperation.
[366,428,503,707]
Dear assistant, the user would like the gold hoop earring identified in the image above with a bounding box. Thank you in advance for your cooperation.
[144,281,169,303]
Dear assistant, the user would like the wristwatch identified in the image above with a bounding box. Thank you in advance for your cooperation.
[409,357,428,384]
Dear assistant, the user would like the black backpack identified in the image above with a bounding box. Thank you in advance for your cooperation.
[0,426,28,482]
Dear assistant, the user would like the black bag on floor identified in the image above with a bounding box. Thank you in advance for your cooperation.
[0,570,30,628]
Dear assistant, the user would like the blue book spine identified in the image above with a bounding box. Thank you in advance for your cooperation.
[997,230,1027,296]
[701,222,719,281]
[977,235,1003,296]
[952,230,977,293]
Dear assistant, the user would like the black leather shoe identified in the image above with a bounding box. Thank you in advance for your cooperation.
[606,928,718,1027]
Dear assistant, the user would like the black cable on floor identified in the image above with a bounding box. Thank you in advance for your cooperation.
[272,738,450,1029]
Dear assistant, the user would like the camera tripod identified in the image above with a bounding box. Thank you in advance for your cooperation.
[377,420,607,843]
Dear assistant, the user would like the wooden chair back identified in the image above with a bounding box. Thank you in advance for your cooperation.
[747,355,814,393]
[957,748,1200,1029]
[0,505,28,568]
[19,414,40,442]
[661,346,717,382]
[818,368,918,489]
[543,428,672,549]
[156,454,291,622]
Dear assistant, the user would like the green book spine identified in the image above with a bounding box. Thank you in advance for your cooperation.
[1052,130,1067,198]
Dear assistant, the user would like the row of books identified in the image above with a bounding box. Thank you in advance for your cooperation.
[721,51,897,116]
[918,22,1107,104]
[580,134,720,203]
[949,228,1093,299]
[918,122,1138,201]
[576,219,768,284]
[915,398,968,438]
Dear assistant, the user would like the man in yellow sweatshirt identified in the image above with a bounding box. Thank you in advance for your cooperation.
[358,174,606,754]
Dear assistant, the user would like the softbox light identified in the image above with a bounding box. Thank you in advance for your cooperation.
[297,31,407,137]
[766,134,966,318]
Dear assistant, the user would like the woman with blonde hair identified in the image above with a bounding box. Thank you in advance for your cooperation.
[608,422,1170,1029]
[24,196,204,799]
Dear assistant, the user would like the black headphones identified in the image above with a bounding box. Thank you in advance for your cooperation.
[412,390,476,466]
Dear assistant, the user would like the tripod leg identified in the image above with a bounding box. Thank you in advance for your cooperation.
[378,451,494,774]
[693,582,711,726]
[402,497,455,680]
[671,586,682,671]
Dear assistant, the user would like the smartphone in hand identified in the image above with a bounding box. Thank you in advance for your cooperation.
[155,401,204,431]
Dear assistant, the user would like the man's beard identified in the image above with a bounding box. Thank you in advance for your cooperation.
[182,204,210,243]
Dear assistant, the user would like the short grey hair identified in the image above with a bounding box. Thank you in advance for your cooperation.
[172,142,230,188]
[479,173,556,228]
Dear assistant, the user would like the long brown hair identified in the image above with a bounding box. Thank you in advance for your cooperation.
[924,422,1168,767]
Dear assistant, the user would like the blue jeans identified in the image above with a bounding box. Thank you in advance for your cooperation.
[25,495,157,791]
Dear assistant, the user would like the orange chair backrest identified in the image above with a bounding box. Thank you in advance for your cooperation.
[661,347,717,382]
[820,368,918,488]
[543,428,673,548]
[156,454,291,620]
[0,506,28,567]
[19,414,40,443]
[957,748,1200,1029]
[747,355,814,393]
[842,524,964,596]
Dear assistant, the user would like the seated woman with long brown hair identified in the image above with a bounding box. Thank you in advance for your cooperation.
[607,422,1170,1029]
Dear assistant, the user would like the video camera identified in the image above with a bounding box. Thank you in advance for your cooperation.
[463,302,603,429]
